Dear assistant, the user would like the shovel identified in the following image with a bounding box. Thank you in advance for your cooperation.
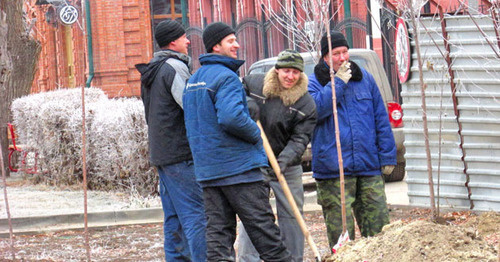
[256,121,322,262]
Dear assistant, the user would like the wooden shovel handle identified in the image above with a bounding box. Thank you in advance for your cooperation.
[257,121,321,262]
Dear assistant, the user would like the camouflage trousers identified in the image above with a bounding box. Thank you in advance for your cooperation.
[316,175,389,250]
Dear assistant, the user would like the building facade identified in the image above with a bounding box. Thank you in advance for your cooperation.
[25,0,489,98]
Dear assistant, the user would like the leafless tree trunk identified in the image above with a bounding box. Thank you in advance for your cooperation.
[407,0,436,218]
[0,1,40,176]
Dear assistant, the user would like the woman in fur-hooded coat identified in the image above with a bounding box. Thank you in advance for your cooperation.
[244,69,317,168]
[239,67,317,262]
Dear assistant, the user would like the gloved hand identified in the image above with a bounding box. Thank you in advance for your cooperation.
[335,61,352,84]
[247,98,260,121]
[278,159,288,175]
[381,165,395,175]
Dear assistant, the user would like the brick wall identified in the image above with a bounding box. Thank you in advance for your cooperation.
[29,0,152,98]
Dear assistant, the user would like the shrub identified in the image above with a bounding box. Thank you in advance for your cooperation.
[11,88,157,195]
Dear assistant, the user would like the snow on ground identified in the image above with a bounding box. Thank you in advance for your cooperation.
[0,177,161,218]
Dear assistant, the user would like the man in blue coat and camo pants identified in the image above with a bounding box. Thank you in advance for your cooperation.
[308,31,397,251]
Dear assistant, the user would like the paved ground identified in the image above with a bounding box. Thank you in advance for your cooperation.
[0,173,409,236]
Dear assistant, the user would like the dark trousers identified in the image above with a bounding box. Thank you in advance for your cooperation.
[203,181,291,262]
[238,165,305,262]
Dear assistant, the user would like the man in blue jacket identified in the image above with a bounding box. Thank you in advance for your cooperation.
[183,22,291,261]
[135,20,206,261]
[308,31,397,250]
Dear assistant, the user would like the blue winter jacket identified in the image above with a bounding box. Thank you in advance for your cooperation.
[183,54,268,182]
[308,65,396,179]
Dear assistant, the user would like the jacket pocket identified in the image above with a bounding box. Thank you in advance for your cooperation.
[355,92,373,115]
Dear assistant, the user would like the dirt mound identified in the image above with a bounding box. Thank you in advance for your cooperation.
[324,212,499,262]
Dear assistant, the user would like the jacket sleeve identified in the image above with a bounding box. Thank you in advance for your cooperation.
[215,75,261,144]
[308,77,347,123]
[368,73,397,166]
[277,95,317,167]
[242,75,263,122]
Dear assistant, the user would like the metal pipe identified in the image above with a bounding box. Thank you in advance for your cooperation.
[343,0,352,47]
[181,0,188,26]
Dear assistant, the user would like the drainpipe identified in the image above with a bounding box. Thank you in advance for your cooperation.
[85,0,94,88]
[343,0,352,47]
[181,0,188,27]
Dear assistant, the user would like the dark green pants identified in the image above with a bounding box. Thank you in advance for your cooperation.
[316,175,389,250]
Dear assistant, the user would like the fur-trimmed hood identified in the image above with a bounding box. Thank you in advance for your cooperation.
[263,68,309,106]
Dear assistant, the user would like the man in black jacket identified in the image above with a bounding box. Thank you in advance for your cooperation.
[238,49,317,262]
[135,20,206,261]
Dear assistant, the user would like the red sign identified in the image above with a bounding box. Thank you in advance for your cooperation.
[395,17,411,83]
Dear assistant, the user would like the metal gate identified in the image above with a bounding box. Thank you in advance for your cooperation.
[402,14,500,211]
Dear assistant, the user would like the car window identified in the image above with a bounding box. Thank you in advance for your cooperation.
[249,66,265,75]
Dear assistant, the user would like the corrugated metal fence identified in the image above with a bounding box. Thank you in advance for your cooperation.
[402,14,500,211]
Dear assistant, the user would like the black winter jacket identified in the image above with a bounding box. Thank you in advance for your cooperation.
[135,50,192,166]
[243,70,317,168]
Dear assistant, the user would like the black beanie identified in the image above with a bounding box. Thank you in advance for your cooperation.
[203,22,236,53]
[155,20,185,48]
[321,30,349,57]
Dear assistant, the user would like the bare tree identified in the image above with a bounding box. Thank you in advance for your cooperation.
[0,1,40,176]
[258,0,340,61]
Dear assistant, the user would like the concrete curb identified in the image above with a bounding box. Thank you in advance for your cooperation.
[0,208,164,237]
[1,189,412,237]
[1,193,326,237]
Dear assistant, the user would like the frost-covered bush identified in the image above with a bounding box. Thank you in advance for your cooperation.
[11,88,156,195]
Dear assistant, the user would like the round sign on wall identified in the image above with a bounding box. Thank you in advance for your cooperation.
[395,17,411,83]
[58,5,79,25]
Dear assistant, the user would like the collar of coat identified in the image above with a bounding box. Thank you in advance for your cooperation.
[154,49,192,69]
[263,68,309,106]
[313,59,363,87]
[199,53,245,73]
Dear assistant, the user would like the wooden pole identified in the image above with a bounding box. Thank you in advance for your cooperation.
[257,121,321,262]
[81,85,91,261]
[323,23,348,237]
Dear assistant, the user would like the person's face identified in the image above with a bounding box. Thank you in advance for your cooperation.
[323,46,349,72]
[170,34,190,55]
[275,68,301,89]
[213,34,240,59]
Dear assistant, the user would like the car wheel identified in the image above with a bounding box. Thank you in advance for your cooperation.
[383,162,405,182]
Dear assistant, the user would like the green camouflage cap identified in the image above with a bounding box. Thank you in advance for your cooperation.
[275,49,304,72]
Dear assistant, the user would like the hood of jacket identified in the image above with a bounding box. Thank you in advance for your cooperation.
[135,50,190,89]
[263,68,309,106]
[199,53,245,73]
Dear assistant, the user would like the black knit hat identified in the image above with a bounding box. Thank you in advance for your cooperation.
[203,22,236,53]
[155,20,185,48]
[321,30,349,57]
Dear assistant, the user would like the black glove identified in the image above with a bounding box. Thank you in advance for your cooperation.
[278,159,288,175]
[247,97,260,121]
